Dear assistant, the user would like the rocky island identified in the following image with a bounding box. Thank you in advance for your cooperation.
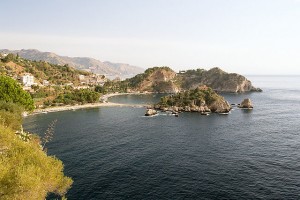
[153,86,231,114]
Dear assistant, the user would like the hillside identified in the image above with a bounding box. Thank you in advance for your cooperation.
[126,67,180,93]
[0,53,90,86]
[177,67,261,92]
[0,77,72,199]
[0,49,144,79]
[125,67,261,93]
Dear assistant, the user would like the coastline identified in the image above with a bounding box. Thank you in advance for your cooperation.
[27,92,150,116]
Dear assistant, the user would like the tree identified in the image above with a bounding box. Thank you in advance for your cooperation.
[1,53,15,63]
[0,124,73,199]
[95,85,104,93]
[0,76,34,111]
[0,101,24,130]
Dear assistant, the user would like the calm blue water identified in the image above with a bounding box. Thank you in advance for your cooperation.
[23,76,300,200]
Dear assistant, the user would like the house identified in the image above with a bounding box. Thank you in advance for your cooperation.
[43,80,50,86]
[0,53,8,58]
[79,75,85,80]
[22,73,35,87]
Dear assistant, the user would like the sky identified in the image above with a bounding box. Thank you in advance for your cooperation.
[1,0,300,75]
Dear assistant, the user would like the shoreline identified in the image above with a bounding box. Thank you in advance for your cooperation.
[27,92,151,116]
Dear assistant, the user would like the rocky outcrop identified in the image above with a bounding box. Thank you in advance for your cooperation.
[177,67,261,93]
[145,109,157,116]
[209,98,231,113]
[239,98,253,109]
[155,86,231,114]
[128,67,179,93]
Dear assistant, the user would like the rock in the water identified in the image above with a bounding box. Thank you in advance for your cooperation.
[239,98,253,108]
[209,98,231,113]
[145,109,157,116]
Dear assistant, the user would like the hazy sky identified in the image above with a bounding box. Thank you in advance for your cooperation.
[1,0,300,75]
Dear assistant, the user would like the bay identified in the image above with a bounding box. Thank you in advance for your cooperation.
[23,76,300,199]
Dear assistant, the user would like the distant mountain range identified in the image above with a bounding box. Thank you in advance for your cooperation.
[0,49,144,79]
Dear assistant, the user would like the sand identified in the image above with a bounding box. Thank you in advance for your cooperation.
[27,93,150,116]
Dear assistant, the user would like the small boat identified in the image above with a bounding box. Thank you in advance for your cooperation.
[201,112,210,116]
[175,113,179,117]
[219,112,229,115]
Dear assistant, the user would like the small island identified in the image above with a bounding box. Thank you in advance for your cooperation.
[152,85,231,115]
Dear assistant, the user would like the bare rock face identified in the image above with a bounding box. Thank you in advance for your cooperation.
[145,109,157,116]
[239,98,253,108]
[134,67,179,93]
[208,98,231,113]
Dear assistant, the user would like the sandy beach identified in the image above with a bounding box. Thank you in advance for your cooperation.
[28,93,150,116]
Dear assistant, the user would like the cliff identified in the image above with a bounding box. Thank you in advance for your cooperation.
[126,67,260,93]
[177,67,260,93]
[127,67,180,93]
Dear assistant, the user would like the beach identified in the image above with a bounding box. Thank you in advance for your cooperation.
[28,93,149,116]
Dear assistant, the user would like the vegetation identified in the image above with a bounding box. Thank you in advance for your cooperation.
[0,123,73,200]
[0,101,24,130]
[100,80,128,94]
[126,66,172,88]
[0,76,73,199]
[158,86,220,107]
[52,88,100,105]
[0,53,90,86]
[0,76,34,111]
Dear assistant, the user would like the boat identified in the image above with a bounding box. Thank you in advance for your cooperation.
[201,112,210,116]
[219,112,229,115]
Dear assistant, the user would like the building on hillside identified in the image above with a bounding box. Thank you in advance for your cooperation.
[0,53,8,58]
[79,75,85,80]
[22,73,35,87]
[73,85,89,89]
[43,80,50,86]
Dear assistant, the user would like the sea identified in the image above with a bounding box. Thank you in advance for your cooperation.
[23,76,300,200]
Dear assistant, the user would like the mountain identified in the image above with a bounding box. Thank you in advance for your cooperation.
[125,67,261,93]
[0,49,144,79]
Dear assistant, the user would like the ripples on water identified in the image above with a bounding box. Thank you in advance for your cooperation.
[24,76,300,199]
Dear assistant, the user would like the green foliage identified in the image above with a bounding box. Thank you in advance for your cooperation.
[101,80,128,93]
[0,101,23,130]
[1,53,16,63]
[0,101,72,199]
[0,76,34,111]
[1,54,91,86]
[125,66,173,88]
[158,87,220,107]
[95,85,104,93]
[25,61,89,85]
[52,89,100,105]
[152,81,173,92]
[0,124,73,200]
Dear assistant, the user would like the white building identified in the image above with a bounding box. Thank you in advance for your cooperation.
[43,80,50,86]
[22,74,35,87]
[79,75,85,80]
